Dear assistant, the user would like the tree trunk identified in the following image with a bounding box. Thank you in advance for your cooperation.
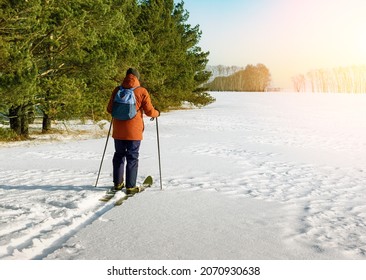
[9,106,22,136]
[9,105,30,138]
[42,113,51,133]
[20,107,30,139]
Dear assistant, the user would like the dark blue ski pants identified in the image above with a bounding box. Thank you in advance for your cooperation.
[112,139,141,188]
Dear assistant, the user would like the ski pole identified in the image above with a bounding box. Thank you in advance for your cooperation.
[95,118,112,187]
[156,117,163,190]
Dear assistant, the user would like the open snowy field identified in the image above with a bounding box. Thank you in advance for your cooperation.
[1,91,366,262]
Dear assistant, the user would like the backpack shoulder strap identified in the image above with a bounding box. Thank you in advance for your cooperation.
[131,86,141,91]
[131,86,143,112]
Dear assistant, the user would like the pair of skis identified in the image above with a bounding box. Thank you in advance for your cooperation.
[99,176,153,206]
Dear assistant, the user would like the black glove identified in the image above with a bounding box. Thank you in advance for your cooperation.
[150,109,160,121]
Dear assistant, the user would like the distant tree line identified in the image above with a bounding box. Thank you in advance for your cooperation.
[0,0,214,138]
[292,65,366,93]
[205,64,271,92]
[205,65,243,82]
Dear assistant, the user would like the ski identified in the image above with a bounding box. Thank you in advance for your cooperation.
[99,192,117,202]
[114,176,153,206]
[99,185,124,202]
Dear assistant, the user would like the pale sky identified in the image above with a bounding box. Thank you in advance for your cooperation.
[181,0,366,88]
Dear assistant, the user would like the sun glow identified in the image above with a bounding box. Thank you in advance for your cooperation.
[183,0,366,88]
[357,32,366,60]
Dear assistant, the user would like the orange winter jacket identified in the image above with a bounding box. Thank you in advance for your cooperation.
[107,74,159,140]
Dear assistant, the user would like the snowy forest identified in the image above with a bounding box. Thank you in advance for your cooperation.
[0,0,214,139]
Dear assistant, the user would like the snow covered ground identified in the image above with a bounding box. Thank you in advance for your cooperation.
[1,91,366,261]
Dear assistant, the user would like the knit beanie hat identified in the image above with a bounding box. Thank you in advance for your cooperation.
[126,68,140,80]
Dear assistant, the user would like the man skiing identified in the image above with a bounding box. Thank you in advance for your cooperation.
[107,68,160,194]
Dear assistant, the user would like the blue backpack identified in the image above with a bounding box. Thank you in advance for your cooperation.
[112,86,140,120]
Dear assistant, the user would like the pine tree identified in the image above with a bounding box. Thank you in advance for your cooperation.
[32,0,141,131]
[0,0,41,138]
[32,0,89,132]
[79,0,142,122]
[134,0,213,109]
[171,2,213,106]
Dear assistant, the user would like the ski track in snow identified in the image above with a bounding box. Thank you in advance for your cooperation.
[1,92,366,259]
[0,168,120,260]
